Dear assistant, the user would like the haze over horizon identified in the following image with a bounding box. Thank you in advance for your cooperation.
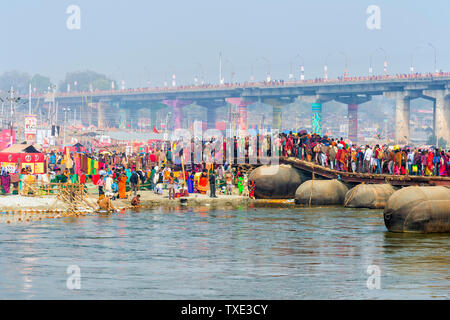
[1,0,449,88]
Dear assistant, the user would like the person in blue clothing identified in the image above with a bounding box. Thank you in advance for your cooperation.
[433,150,441,176]
[111,180,119,200]
[188,171,195,193]
[50,151,56,165]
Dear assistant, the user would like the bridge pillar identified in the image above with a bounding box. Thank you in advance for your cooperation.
[263,97,295,131]
[207,107,217,130]
[98,99,111,129]
[396,97,411,144]
[384,91,420,144]
[162,99,192,129]
[298,95,334,135]
[98,102,104,129]
[86,102,96,128]
[347,104,358,142]
[226,98,254,131]
[110,101,121,128]
[150,108,158,129]
[423,89,450,145]
[196,100,227,129]
[334,95,371,144]
[147,102,167,130]
[311,103,322,135]
[119,107,131,129]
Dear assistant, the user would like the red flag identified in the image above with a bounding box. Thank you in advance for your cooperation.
[153,126,159,134]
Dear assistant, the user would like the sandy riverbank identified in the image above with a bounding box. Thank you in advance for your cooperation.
[0,184,304,225]
[0,189,299,224]
[0,195,66,210]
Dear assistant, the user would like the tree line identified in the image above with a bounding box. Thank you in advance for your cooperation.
[0,70,116,95]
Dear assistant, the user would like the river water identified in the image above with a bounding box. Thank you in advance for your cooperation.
[0,205,449,299]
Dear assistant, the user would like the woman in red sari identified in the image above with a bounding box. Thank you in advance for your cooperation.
[426,151,434,176]
[197,171,208,194]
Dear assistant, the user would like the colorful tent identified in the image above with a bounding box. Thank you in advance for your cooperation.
[0,144,45,174]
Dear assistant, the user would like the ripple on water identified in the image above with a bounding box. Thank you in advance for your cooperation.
[0,206,449,299]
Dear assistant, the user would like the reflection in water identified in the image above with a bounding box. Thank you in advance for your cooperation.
[0,206,448,299]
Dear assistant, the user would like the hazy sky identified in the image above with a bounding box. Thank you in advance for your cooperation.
[1,0,449,88]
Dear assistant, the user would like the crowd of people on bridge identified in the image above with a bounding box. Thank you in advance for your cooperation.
[280,132,450,177]
[46,71,450,97]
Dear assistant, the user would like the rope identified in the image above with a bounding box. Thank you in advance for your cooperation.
[344,184,360,207]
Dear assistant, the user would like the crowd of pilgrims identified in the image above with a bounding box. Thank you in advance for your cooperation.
[44,132,450,199]
[280,132,450,177]
[42,138,254,201]
[2,131,448,198]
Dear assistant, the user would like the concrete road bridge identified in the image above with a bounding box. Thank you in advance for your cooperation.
[29,74,450,144]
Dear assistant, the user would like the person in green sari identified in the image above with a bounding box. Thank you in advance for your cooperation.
[237,171,244,195]
[150,167,156,190]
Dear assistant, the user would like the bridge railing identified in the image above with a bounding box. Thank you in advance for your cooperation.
[26,72,450,99]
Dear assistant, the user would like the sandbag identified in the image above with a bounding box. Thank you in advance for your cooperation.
[249,164,305,199]
[344,184,395,209]
[295,179,348,205]
[383,186,450,233]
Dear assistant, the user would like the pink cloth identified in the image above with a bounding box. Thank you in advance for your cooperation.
[75,154,81,175]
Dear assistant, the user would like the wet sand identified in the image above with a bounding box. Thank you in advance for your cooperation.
[0,190,258,223]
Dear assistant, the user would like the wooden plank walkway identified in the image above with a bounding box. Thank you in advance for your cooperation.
[280,157,450,187]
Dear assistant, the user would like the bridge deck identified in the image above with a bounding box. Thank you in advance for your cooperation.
[280,157,450,187]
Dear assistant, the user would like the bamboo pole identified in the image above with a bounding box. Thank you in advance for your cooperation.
[181,154,186,191]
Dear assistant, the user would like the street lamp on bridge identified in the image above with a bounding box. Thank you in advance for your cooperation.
[143,67,151,88]
[379,47,388,75]
[224,59,234,83]
[250,62,255,82]
[369,49,377,76]
[261,56,271,82]
[172,73,176,87]
[195,63,205,86]
[324,52,333,80]
[338,51,348,78]
[410,46,421,74]
[289,54,304,80]
[428,42,438,74]
[370,48,386,76]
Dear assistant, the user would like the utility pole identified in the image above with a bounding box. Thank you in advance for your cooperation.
[28,83,32,115]
[0,98,4,125]
[9,86,14,146]
[428,42,437,73]
[6,86,23,146]
[62,107,71,146]
[219,52,223,85]
[379,47,388,75]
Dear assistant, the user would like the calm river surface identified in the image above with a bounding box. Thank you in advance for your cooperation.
[0,206,449,299]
